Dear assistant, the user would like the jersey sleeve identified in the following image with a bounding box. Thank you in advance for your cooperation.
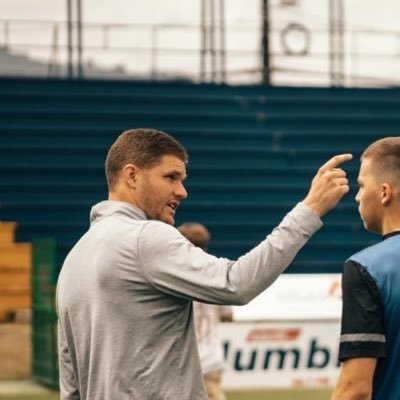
[138,202,322,305]
[338,260,387,361]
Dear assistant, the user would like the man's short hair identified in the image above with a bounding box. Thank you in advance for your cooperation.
[362,137,400,186]
[105,128,188,190]
[177,223,210,251]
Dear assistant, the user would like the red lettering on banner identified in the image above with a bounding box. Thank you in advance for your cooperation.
[246,328,300,342]
[328,280,342,299]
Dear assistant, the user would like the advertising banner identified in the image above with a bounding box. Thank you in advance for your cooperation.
[220,320,341,389]
[232,273,342,321]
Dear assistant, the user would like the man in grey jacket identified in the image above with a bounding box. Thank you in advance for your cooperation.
[57,128,352,400]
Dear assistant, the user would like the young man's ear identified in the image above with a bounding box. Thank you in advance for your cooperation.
[122,164,138,189]
[381,183,394,206]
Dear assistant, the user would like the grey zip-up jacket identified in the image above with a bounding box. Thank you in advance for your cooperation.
[56,200,322,400]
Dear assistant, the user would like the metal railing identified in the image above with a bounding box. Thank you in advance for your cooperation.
[1,18,400,87]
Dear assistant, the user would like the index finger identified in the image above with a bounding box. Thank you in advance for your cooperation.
[319,154,353,173]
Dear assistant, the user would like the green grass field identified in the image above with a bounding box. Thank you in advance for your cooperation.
[227,389,332,399]
[0,389,332,400]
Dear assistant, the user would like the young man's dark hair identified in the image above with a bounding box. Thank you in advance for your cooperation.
[177,223,210,251]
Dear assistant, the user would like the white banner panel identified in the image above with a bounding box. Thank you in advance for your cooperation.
[232,273,342,321]
[220,320,341,389]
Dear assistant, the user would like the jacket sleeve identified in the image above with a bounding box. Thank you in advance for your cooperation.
[139,202,322,305]
[58,320,81,400]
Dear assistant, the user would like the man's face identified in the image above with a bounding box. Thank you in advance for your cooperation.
[135,154,188,225]
[355,158,383,234]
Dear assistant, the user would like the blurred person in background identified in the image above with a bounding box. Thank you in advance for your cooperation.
[178,222,233,400]
[332,137,400,400]
[57,128,352,400]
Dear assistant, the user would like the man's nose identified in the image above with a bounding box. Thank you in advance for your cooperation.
[176,182,188,199]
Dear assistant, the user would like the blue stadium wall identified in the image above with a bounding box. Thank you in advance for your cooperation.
[1,77,399,274]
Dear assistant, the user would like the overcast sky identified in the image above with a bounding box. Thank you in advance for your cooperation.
[1,0,399,28]
[0,0,257,24]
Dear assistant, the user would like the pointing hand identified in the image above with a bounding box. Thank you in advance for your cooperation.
[303,154,353,217]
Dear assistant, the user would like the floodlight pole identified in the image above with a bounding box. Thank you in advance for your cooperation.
[76,0,83,78]
[66,0,74,78]
[200,0,226,83]
[66,0,84,79]
[261,0,271,85]
[329,0,345,86]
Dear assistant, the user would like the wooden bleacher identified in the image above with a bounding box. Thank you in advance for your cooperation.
[0,221,31,321]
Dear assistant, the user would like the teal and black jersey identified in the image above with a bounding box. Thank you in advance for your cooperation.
[338,232,400,400]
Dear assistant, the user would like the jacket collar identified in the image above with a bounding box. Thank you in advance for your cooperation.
[90,200,147,225]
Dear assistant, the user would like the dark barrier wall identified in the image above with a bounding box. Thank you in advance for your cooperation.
[2,77,399,274]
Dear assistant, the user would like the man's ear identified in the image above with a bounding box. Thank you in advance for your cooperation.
[381,183,394,206]
[121,164,138,189]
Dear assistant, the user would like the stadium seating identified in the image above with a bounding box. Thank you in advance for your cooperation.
[1,77,399,273]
